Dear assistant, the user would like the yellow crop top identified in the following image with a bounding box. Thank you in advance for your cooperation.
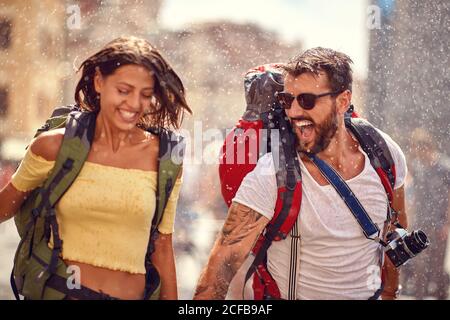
[11,148,182,274]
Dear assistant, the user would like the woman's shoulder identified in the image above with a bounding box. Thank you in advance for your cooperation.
[30,128,65,161]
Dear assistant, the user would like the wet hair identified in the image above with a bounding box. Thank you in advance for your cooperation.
[282,47,353,92]
[74,36,192,129]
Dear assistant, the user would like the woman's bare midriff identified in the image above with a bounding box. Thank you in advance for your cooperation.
[64,260,146,300]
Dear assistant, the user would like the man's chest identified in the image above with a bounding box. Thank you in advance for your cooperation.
[296,164,388,241]
[300,152,365,187]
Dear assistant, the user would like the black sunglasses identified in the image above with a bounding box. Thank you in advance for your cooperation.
[275,90,342,110]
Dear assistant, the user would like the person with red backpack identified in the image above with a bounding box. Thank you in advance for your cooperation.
[193,48,426,300]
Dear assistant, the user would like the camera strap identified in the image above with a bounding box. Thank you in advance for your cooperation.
[305,153,383,244]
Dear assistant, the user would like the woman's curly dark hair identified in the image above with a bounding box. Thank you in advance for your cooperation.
[74,36,192,129]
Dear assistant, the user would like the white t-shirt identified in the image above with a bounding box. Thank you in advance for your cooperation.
[232,130,407,300]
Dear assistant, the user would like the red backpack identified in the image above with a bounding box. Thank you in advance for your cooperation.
[219,64,397,300]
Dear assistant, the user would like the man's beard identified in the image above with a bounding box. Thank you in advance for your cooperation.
[297,103,338,154]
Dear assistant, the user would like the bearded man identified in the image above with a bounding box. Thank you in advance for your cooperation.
[194,47,408,300]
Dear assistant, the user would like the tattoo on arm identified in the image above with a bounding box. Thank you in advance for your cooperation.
[212,252,241,299]
[194,203,268,300]
[194,269,209,297]
[220,203,263,246]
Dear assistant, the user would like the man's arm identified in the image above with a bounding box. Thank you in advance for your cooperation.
[382,185,408,300]
[193,202,269,300]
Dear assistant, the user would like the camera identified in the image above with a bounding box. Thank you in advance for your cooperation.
[384,228,429,267]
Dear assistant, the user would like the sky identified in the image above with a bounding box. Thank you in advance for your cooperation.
[159,0,370,78]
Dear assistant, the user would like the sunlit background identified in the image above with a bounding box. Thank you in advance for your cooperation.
[0,0,448,299]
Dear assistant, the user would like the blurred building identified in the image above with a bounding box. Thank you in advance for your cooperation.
[0,0,66,161]
[366,0,449,153]
[152,22,301,130]
[62,0,163,104]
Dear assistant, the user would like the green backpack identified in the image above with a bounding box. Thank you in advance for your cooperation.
[10,105,184,300]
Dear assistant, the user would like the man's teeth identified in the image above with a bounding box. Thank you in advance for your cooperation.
[295,120,313,127]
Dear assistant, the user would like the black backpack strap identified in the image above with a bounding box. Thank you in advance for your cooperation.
[345,114,399,224]
[345,115,395,191]
[46,274,119,300]
[10,270,20,300]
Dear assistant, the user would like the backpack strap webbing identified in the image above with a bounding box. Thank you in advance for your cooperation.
[46,274,119,300]
[344,114,396,203]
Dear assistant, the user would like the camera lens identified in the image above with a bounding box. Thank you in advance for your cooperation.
[404,230,429,255]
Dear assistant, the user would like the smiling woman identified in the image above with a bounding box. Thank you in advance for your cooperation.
[94,65,156,131]
[0,36,192,300]
[75,36,191,130]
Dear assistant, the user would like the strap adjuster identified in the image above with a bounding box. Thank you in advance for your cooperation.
[31,208,40,219]
[63,158,74,170]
